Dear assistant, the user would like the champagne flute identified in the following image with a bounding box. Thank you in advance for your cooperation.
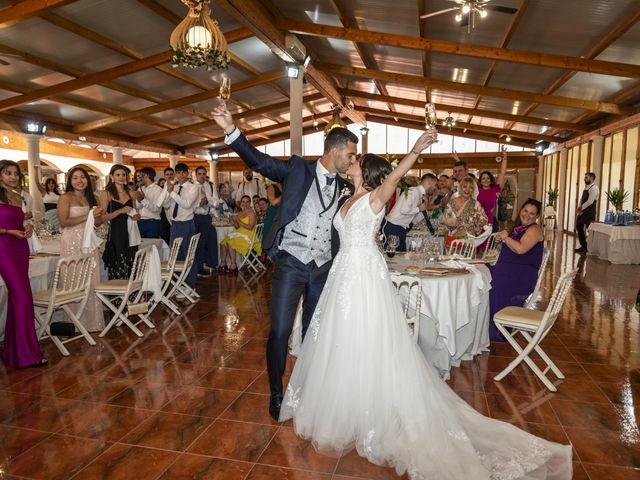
[425,102,437,129]
[219,77,231,100]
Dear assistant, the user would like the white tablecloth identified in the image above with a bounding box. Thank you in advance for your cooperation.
[388,256,491,378]
[588,223,640,264]
[215,225,235,261]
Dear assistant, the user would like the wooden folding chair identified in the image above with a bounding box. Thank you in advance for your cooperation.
[390,274,423,343]
[96,247,153,338]
[33,253,97,356]
[238,223,265,273]
[493,269,578,392]
[448,238,476,259]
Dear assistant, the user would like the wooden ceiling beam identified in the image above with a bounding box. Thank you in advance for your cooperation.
[0,0,77,28]
[277,18,640,79]
[0,51,171,113]
[182,110,334,151]
[320,63,631,115]
[218,0,366,126]
[216,123,324,155]
[73,70,286,133]
[367,115,535,149]
[355,106,556,143]
[137,93,324,144]
[339,88,589,132]
[512,4,640,133]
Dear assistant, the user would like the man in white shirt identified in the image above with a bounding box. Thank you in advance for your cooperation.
[451,153,479,199]
[160,167,175,245]
[167,163,199,288]
[235,168,266,202]
[135,167,165,239]
[575,172,599,254]
[383,173,438,251]
[193,166,220,276]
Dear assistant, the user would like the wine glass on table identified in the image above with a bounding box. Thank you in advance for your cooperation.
[387,235,399,258]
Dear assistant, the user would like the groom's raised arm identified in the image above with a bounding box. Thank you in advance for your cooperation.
[213,102,291,183]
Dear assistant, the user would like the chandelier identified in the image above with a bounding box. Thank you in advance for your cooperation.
[324,106,347,136]
[170,0,230,71]
[443,113,456,131]
[456,1,488,32]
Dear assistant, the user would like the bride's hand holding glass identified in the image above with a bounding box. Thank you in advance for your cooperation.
[411,128,438,154]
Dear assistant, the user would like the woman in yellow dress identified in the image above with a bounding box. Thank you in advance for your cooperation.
[220,195,262,273]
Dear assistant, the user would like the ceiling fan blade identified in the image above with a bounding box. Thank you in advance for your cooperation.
[486,5,519,14]
[420,7,459,20]
[459,16,470,27]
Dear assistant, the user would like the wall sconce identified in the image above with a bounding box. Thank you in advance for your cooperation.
[286,63,300,79]
[25,121,46,135]
[209,149,219,161]
[360,127,369,136]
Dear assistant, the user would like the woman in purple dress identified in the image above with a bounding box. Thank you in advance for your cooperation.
[0,160,47,369]
[477,147,508,233]
[489,198,544,341]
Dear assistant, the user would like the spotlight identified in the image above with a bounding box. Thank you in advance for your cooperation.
[535,141,550,153]
[462,4,471,14]
[25,121,46,135]
[360,127,369,136]
[209,149,219,161]
[286,64,300,79]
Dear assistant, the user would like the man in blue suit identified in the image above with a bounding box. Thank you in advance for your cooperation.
[213,103,358,420]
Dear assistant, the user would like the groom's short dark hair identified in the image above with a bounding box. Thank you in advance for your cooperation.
[323,127,358,154]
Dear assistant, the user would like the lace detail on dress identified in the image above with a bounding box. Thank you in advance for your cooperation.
[362,429,376,456]
[285,384,302,410]
[309,308,321,341]
[479,438,552,480]
[447,430,470,442]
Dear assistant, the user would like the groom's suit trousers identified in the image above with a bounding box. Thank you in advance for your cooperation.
[267,251,331,396]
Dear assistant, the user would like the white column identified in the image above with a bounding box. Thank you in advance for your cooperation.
[536,155,544,202]
[556,147,568,233]
[112,146,123,164]
[289,74,303,156]
[208,160,218,187]
[169,154,179,169]
[26,134,45,217]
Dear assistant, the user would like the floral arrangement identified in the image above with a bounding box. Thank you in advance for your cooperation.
[384,153,410,195]
[171,45,230,71]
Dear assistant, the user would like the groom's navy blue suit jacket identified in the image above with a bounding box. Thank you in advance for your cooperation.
[228,133,353,257]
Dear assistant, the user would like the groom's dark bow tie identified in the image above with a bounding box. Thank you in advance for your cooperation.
[324,174,336,186]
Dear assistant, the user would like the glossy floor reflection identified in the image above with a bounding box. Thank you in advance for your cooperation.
[1,233,639,479]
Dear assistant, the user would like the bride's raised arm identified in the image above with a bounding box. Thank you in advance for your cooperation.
[370,129,438,212]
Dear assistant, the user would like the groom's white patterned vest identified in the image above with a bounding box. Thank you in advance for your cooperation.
[279,179,338,266]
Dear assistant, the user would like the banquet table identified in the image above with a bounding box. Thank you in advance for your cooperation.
[387,255,492,378]
[588,223,640,264]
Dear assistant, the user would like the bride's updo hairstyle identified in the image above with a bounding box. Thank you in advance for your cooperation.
[360,154,393,191]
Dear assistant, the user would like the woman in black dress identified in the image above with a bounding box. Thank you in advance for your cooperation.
[98,165,140,279]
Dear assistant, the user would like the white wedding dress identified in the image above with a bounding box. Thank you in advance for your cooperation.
[279,192,572,480]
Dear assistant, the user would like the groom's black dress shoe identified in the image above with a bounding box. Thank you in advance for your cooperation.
[269,393,282,421]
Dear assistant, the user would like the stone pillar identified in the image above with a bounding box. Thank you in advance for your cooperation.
[536,155,544,202]
[112,146,123,164]
[208,160,218,187]
[169,154,179,169]
[289,74,303,156]
[556,147,568,233]
[26,134,45,217]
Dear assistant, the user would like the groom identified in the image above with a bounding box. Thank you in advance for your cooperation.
[213,103,358,420]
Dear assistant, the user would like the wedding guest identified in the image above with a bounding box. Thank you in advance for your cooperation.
[219,195,261,273]
[257,197,269,222]
[262,182,282,242]
[98,165,140,279]
[157,177,166,188]
[477,147,508,232]
[0,160,47,369]
[41,178,60,211]
[194,165,219,276]
[235,168,266,202]
[383,172,437,251]
[135,167,164,239]
[489,198,544,341]
[441,176,488,246]
[451,152,478,199]
[167,163,199,289]
[575,172,599,254]
[159,167,174,244]
[57,167,105,332]
[218,183,236,215]
[498,181,516,230]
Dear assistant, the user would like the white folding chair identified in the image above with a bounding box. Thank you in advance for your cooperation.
[493,269,578,392]
[165,233,201,303]
[96,247,153,338]
[147,237,183,316]
[238,223,265,273]
[482,232,501,264]
[524,249,550,309]
[390,274,423,343]
[33,253,97,356]
[448,238,476,259]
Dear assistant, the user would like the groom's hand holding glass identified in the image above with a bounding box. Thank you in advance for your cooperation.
[212,102,236,136]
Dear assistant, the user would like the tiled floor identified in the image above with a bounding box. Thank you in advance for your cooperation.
[1,233,639,479]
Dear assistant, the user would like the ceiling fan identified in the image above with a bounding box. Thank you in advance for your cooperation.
[420,0,518,32]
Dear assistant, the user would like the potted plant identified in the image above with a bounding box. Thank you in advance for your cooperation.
[546,188,559,208]
[606,188,629,211]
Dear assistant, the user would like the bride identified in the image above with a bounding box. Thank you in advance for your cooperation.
[279,129,572,479]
